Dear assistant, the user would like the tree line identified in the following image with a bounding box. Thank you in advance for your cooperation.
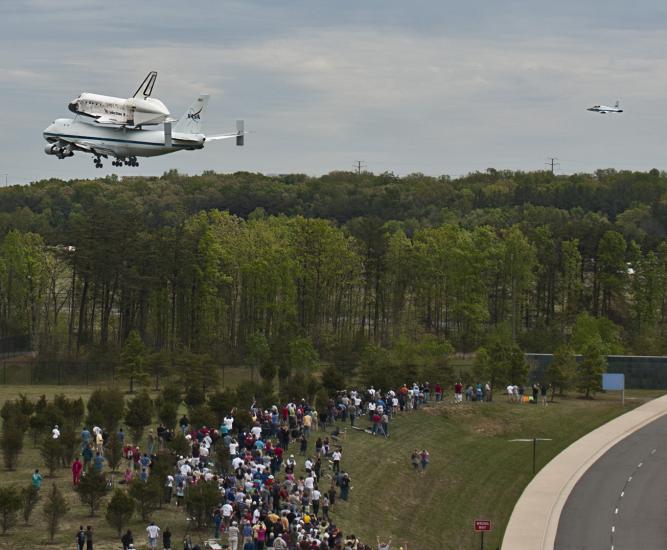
[1,169,667,370]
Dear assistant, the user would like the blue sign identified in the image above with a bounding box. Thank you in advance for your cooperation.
[602,373,625,391]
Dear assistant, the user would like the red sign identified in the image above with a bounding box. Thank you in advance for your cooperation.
[474,520,492,532]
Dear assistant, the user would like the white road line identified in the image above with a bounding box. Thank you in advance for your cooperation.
[621,491,625,497]
[612,526,615,533]
[628,476,633,482]
[638,462,643,468]
[615,508,619,514]
[651,448,656,454]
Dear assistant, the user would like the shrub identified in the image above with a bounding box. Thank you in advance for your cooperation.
[0,486,21,534]
[105,489,135,535]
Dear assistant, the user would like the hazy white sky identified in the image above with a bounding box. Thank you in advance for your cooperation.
[2,0,667,184]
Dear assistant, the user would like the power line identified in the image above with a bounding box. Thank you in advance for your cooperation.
[354,160,366,174]
[545,157,560,175]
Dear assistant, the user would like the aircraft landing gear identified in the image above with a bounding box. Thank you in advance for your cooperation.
[124,156,139,167]
[112,159,123,167]
[93,156,103,169]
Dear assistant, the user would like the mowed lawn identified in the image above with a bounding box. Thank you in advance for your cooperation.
[327,391,660,549]
[0,383,660,549]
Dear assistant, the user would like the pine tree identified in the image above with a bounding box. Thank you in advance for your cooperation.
[0,486,21,534]
[105,489,135,535]
[75,472,110,516]
[20,483,40,525]
[43,483,69,542]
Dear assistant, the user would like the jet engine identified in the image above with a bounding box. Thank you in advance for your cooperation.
[44,144,74,159]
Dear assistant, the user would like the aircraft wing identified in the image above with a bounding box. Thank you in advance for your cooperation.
[55,137,112,158]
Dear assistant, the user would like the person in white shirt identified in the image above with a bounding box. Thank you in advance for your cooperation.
[304,475,315,491]
[251,424,262,439]
[232,456,244,471]
[224,416,234,432]
[146,522,160,549]
[229,439,239,456]
[51,425,60,439]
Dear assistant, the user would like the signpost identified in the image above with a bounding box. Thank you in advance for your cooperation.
[602,373,625,406]
[509,437,553,474]
[474,519,491,549]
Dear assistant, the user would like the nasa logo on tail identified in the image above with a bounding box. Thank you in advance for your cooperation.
[187,106,203,121]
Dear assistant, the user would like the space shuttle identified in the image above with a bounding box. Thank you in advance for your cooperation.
[68,71,171,127]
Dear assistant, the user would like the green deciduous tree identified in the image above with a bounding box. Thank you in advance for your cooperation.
[546,345,577,398]
[577,342,607,398]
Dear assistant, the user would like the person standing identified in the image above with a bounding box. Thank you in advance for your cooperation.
[420,449,430,474]
[377,536,392,550]
[93,452,104,473]
[31,469,42,490]
[76,526,86,550]
[331,448,342,473]
[72,458,83,485]
[541,383,549,406]
[227,521,240,550]
[121,529,133,550]
[85,525,94,550]
[411,449,420,472]
[454,382,463,404]
[146,521,160,549]
[163,527,172,550]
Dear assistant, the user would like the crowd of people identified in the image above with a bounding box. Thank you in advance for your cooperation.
[67,382,443,550]
[61,378,549,549]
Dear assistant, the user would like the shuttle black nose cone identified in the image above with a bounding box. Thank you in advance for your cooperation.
[68,102,78,113]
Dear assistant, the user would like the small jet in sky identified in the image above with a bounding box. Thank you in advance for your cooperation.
[44,95,245,168]
[587,101,623,114]
[68,71,171,127]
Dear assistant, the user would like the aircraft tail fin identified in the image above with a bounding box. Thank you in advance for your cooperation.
[174,95,210,134]
[133,71,158,98]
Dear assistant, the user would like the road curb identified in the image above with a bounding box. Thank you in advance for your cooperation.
[501,394,667,550]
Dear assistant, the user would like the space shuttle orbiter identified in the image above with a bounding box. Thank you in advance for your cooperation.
[68,71,171,127]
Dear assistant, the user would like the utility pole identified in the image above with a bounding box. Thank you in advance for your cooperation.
[545,158,559,175]
[354,160,366,175]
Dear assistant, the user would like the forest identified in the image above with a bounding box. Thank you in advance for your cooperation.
[0,167,666,382]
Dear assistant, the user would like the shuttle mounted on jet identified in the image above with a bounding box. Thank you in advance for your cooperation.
[68,71,171,127]
[587,101,623,114]
[44,94,245,168]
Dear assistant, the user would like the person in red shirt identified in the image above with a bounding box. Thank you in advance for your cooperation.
[72,457,83,485]
[434,383,442,402]
[454,382,463,404]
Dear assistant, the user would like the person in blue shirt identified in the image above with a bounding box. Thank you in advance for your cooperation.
[93,452,104,473]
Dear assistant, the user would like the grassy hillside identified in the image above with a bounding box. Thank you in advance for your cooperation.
[0,386,658,549]
[328,391,659,549]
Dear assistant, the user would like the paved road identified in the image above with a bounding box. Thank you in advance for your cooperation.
[555,413,667,550]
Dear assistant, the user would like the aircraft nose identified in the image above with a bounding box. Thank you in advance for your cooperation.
[68,100,78,113]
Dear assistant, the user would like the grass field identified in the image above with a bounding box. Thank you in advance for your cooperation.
[0,384,660,549]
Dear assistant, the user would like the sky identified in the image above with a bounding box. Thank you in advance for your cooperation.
[2,0,667,184]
